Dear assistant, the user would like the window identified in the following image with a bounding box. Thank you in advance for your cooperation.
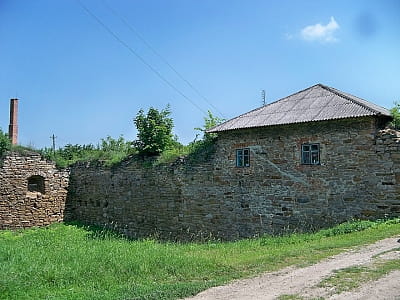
[301,144,320,165]
[27,175,45,193]
[236,148,250,167]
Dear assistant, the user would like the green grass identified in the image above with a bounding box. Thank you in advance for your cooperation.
[319,254,400,293]
[1,219,400,300]
[277,295,324,300]
[277,294,307,300]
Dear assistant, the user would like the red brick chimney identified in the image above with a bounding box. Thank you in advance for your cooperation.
[8,98,18,145]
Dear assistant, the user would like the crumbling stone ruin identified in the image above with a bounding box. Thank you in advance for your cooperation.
[0,151,69,229]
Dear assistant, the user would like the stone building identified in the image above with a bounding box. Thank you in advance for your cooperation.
[0,151,69,229]
[206,84,399,233]
[65,84,400,240]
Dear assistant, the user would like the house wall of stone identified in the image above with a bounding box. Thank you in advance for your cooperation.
[0,152,69,229]
[65,117,400,240]
[212,117,400,234]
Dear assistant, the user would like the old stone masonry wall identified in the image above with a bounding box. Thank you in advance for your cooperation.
[65,117,400,240]
[1,117,398,238]
[0,151,69,229]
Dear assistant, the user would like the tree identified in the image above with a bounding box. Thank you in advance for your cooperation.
[195,110,225,142]
[390,101,400,130]
[133,106,174,156]
[0,128,11,156]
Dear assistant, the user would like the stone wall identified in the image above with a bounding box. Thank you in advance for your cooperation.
[65,117,400,240]
[0,151,69,229]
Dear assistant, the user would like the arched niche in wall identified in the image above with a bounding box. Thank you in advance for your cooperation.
[27,175,45,194]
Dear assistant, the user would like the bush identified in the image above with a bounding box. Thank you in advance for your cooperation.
[133,106,174,156]
[0,129,11,157]
[39,108,222,167]
[390,101,400,129]
[195,110,225,143]
[41,136,134,167]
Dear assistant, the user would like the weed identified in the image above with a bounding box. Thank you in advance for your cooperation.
[278,294,306,300]
[319,258,400,293]
[0,219,399,299]
[317,219,377,237]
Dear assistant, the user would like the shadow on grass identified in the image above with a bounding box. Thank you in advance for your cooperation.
[64,221,126,241]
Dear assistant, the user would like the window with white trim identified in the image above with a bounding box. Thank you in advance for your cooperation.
[236,148,250,167]
[301,144,320,165]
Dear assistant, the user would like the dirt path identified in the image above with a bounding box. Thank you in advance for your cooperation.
[185,236,400,300]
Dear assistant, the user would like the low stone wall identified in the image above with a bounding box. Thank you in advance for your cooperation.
[65,158,221,240]
[65,118,400,240]
[0,151,69,229]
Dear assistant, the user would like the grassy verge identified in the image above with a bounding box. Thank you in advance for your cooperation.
[319,255,400,293]
[0,219,399,300]
[277,294,324,300]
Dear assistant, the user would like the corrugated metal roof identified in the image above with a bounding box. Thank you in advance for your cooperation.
[208,84,392,133]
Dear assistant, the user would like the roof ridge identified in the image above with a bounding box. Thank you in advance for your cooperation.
[266,83,321,106]
[206,84,321,132]
[318,84,383,115]
[207,83,391,133]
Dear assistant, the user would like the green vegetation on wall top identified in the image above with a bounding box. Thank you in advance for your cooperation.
[0,128,38,160]
[133,105,174,156]
[38,108,224,168]
[390,101,400,129]
[0,129,11,157]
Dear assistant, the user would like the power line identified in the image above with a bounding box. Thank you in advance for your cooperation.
[76,0,208,116]
[102,0,225,118]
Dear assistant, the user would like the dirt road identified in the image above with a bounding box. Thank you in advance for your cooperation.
[185,236,400,300]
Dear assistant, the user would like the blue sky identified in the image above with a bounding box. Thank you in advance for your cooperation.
[1,0,399,149]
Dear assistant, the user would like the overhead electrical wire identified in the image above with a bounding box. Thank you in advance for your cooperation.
[102,0,225,118]
[76,0,208,116]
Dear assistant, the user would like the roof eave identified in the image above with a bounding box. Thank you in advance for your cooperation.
[207,114,389,134]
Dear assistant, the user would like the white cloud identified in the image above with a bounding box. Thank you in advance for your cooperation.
[301,17,339,43]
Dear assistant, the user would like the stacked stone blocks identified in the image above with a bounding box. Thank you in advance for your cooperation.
[0,152,69,229]
[0,117,399,240]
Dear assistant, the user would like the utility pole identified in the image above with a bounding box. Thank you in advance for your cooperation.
[50,134,57,153]
[261,90,266,106]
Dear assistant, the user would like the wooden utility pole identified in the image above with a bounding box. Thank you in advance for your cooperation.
[50,134,57,153]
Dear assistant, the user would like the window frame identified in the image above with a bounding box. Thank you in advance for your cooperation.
[236,148,250,167]
[301,143,320,165]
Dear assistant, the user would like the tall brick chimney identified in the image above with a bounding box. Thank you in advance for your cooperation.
[8,98,18,145]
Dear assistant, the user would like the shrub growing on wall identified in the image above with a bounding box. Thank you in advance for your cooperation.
[195,110,225,142]
[0,129,11,156]
[41,136,134,167]
[133,106,174,156]
[390,101,400,129]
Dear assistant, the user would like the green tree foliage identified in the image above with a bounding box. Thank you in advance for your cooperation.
[390,101,400,129]
[178,110,226,162]
[133,106,174,156]
[195,110,225,142]
[0,128,11,156]
[41,135,133,167]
